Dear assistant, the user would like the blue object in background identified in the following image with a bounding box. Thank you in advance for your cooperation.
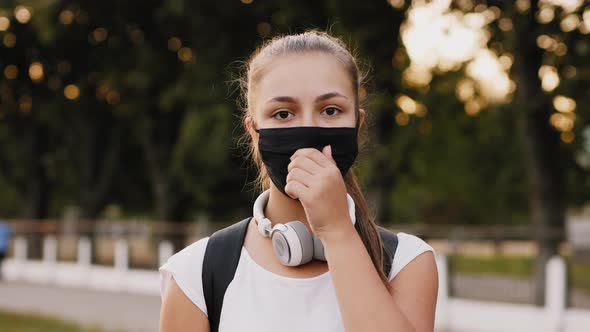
[0,221,12,253]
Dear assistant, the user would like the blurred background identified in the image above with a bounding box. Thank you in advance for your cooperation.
[0,0,589,331]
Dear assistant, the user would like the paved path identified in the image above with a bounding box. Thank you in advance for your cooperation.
[0,280,161,332]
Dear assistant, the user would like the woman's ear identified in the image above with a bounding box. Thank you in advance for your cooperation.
[244,115,252,131]
[358,108,366,130]
[244,114,258,138]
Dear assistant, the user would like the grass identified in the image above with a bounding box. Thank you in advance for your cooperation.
[571,262,590,291]
[448,254,590,292]
[448,255,534,278]
[0,310,108,332]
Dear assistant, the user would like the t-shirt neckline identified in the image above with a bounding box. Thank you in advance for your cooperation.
[240,246,331,284]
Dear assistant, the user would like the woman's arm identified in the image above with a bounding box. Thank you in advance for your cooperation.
[286,146,438,331]
[322,226,438,332]
[160,276,210,332]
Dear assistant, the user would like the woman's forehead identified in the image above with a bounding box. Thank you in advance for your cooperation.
[252,53,355,103]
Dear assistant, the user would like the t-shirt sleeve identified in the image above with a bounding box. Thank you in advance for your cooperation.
[159,237,210,317]
[388,232,435,281]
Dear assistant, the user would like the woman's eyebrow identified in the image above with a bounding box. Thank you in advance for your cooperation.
[266,96,298,104]
[315,92,348,102]
[265,92,348,104]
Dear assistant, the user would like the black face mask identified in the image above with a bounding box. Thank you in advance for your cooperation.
[255,122,359,197]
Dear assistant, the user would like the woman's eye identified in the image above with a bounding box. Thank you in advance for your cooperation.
[272,110,292,120]
[322,107,342,116]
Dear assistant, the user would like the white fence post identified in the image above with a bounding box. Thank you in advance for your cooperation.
[159,241,174,267]
[196,213,210,238]
[43,236,57,263]
[78,237,91,267]
[114,238,128,271]
[14,236,27,261]
[545,255,566,332]
[434,254,450,331]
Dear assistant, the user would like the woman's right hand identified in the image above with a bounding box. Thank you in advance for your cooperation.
[160,276,209,332]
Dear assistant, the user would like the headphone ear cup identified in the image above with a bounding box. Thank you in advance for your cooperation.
[271,221,313,266]
[284,221,313,265]
[312,235,326,261]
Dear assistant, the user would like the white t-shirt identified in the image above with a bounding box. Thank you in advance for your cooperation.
[159,227,434,332]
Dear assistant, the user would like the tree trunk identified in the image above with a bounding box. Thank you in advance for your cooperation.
[138,124,186,253]
[75,107,121,264]
[23,121,50,260]
[512,0,566,305]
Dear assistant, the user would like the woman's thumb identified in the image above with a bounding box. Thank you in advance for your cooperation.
[322,145,335,162]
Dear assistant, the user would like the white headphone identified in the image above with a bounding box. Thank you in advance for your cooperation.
[252,189,356,266]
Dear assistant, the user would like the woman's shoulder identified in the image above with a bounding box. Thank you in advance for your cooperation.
[164,237,211,267]
[159,237,211,316]
[388,232,435,281]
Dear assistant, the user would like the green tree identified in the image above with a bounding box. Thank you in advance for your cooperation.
[395,0,589,304]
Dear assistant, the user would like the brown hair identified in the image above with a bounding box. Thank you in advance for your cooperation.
[238,30,390,289]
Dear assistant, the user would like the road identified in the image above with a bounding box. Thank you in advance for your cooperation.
[0,280,161,332]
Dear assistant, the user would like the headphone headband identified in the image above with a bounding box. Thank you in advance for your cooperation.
[252,189,356,237]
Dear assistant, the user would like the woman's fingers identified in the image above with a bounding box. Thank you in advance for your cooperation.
[286,167,314,188]
[290,148,332,168]
[288,155,324,174]
[284,179,308,201]
[285,155,319,201]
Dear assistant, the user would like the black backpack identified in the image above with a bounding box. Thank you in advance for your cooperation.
[202,217,398,332]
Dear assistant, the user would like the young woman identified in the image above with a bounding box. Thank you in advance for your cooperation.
[159,31,438,332]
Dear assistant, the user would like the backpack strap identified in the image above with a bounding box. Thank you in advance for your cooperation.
[202,218,398,332]
[377,226,399,279]
[202,217,251,332]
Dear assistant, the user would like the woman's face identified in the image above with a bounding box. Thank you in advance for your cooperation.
[248,52,363,132]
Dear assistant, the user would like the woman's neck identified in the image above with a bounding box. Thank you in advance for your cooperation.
[264,185,309,227]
